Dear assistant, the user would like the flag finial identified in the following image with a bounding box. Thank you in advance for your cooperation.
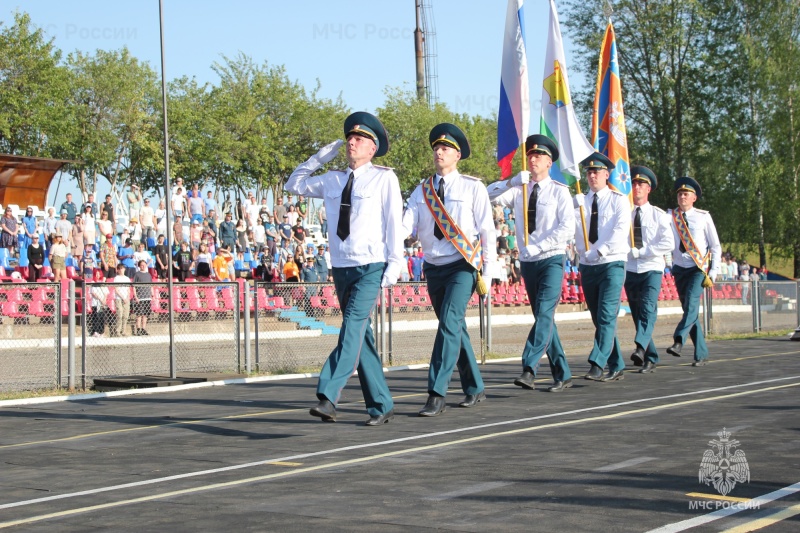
[603,1,613,19]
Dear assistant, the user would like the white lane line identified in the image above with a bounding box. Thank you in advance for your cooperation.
[645,481,800,533]
[594,457,658,472]
[426,482,513,501]
[1,374,798,512]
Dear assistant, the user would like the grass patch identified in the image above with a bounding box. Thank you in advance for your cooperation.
[0,387,92,401]
[708,329,794,341]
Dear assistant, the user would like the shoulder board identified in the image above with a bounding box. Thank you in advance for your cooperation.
[610,189,625,196]
[694,208,709,214]
[460,174,482,181]
[552,180,569,188]
[373,164,395,171]
[652,206,666,214]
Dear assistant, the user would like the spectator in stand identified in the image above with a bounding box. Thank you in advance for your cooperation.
[190,220,203,250]
[21,207,37,248]
[497,226,510,254]
[278,214,293,247]
[286,204,298,226]
[101,234,118,279]
[296,194,308,217]
[155,199,167,236]
[71,216,85,261]
[82,204,97,248]
[273,195,287,222]
[55,209,73,254]
[204,190,217,217]
[409,248,424,281]
[60,193,78,223]
[257,198,270,223]
[89,271,109,337]
[188,186,205,223]
[264,214,278,260]
[212,245,234,281]
[127,185,142,222]
[317,203,327,239]
[172,215,184,247]
[245,193,260,229]
[27,233,45,282]
[173,241,194,281]
[278,239,291,273]
[81,243,97,278]
[507,211,516,234]
[292,245,306,267]
[235,217,249,253]
[171,177,185,198]
[205,210,218,247]
[510,248,521,285]
[112,264,132,337]
[219,212,236,251]
[118,238,136,278]
[292,216,307,248]
[139,198,155,245]
[1,207,18,255]
[283,254,300,282]
[315,244,329,282]
[729,256,739,280]
[171,187,186,220]
[49,233,68,281]
[253,215,267,251]
[492,203,504,225]
[740,265,751,304]
[128,218,142,249]
[43,207,57,255]
[301,255,319,282]
[759,265,768,281]
[259,251,281,282]
[152,234,169,280]
[83,193,98,217]
[132,260,153,336]
[101,194,115,227]
[194,242,212,278]
[201,220,215,255]
[133,242,150,268]
[720,258,730,281]
[400,251,411,282]
[97,210,113,244]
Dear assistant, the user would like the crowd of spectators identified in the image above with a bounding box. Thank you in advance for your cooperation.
[0,185,330,285]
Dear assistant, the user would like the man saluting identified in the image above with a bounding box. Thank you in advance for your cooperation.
[286,112,404,426]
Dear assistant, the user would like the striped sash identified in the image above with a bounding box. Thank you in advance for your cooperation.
[422,176,483,271]
[672,209,709,271]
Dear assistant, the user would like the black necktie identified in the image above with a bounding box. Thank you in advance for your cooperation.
[679,211,688,253]
[633,207,643,248]
[589,194,599,244]
[336,172,354,241]
[528,183,539,233]
[434,177,445,240]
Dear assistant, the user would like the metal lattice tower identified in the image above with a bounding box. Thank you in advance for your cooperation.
[420,0,438,105]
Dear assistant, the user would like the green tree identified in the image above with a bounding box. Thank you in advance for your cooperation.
[0,12,71,156]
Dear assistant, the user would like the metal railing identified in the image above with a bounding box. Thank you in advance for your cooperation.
[0,277,797,394]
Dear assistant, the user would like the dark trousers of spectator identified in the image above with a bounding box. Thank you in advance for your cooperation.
[89,307,107,335]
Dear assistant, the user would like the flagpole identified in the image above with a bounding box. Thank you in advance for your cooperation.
[574,178,590,251]
[521,143,528,246]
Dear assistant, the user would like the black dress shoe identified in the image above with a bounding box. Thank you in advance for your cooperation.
[547,379,573,392]
[667,342,683,357]
[310,399,337,422]
[365,409,394,426]
[630,347,645,367]
[584,364,604,381]
[692,360,708,367]
[601,370,625,382]
[418,394,446,417]
[639,361,656,374]
[458,391,486,408]
[514,367,535,390]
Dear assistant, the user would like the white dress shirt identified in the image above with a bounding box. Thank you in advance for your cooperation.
[668,207,722,279]
[402,170,496,273]
[286,159,404,282]
[575,186,631,264]
[626,202,675,273]
[487,176,574,262]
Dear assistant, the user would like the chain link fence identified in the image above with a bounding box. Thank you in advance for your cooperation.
[0,282,61,393]
[0,277,798,394]
[80,281,241,384]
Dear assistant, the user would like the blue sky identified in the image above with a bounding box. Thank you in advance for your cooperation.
[5,0,589,206]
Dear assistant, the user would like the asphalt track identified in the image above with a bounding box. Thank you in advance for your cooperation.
[0,337,799,532]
